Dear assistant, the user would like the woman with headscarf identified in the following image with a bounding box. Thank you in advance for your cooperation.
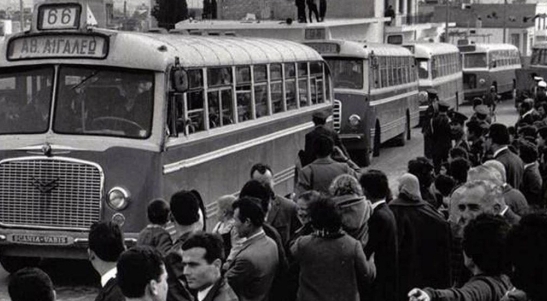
[389,173,452,301]
[329,174,373,248]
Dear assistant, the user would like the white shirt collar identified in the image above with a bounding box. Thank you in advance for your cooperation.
[522,110,534,119]
[198,285,214,301]
[493,146,509,158]
[524,162,536,169]
[500,205,509,216]
[371,199,386,211]
[101,267,117,287]
[241,229,264,242]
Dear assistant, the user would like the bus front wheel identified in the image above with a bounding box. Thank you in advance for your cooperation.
[0,255,40,274]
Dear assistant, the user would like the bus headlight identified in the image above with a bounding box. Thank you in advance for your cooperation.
[479,78,486,85]
[348,114,361,127]
[107,187,130,210]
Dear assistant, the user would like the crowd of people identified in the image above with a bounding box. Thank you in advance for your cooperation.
[7,96,547,301]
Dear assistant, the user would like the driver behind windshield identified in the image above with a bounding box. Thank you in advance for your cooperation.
[114,78,153,131]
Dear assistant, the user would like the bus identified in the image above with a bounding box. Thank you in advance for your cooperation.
[517,41,547,102]
[0,2,332,272]
[304,40,420,166]
[458,42,521,100]
[404,42,463,116]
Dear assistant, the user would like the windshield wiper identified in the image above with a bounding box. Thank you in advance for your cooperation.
[71,70,100,91]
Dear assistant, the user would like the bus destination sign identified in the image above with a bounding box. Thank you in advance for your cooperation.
[8,35,108,60]
[305,43,340,54]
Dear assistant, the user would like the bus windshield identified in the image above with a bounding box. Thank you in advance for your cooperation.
[326,59,363,89]
[0,66,54,135]
[54,66,154,139]
[463,53,487,68]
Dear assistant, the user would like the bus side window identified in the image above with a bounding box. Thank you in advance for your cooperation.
[298,62,309,107]
[254,65,269,118]
[271,64,284,113]
[285,63,297,110]
[310,62,323,104]
[236,66,252,122]
[171,69,205,135]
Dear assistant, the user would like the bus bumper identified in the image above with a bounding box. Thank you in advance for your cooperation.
[0,228,138,259]
[464,89,487,100]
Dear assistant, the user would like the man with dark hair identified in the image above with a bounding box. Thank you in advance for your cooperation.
[408,157,437,207]
[508,212,547,301]
[166,190,204,301]
[250,163,300,245]
[88,222,126,301]
[466,120,487,166]
[449,157,470,187]
[519,140,543,207]
[409,214,512,301]
[302,110,348,167]
[117,246,168,301]
[297,135,356,196]
[486,123,524,189]
[8,267,55,301]
[449,147,469,162]
[239,180,288,301]
[181,233,238,301]
[422,89,439,159]
[450,111,469,152]
[226,197,279,301]
[359,170,399,301]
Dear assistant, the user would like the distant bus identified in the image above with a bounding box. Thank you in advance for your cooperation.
[404,42,463,115]
[458,42,521,100]
[304,40,420,166]
[0,1,332,272]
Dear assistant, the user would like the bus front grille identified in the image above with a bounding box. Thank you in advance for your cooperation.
[333,99,341,132]
[0,158,103,230]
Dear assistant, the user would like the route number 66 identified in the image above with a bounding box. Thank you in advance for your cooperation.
[39,5,81,30]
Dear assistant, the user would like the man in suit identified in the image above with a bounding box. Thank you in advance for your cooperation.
[88,222,126,301]
[359,170,399,301]
[117,247,168,301]
[8,267,55,301]
[250,163,300,245]
[182,233,239,301]
[226,197,279,301]
[519,141,543,207]
[486,123,524,189]
[302,111,348,167]
[296,135,357,196]
[431,99,452,174]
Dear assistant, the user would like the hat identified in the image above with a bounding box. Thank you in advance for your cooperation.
[488,123,510,145]
[539,81,547,88]
[450,111,468,125]
[312,111,329,121]
[427,88,438,95]
[438,99,451,108]
[474,105,489,116]
[534,76,544,81]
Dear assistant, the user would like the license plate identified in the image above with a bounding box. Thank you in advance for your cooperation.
[8,234,73,245]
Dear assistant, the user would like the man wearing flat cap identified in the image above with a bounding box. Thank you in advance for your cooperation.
[486,123,524,189]
[422,89,439,159]
[450,111,469,152]
[302,111,349,167]
[470,105,491,126]
[431,99,452,174]
[537,81,547,104]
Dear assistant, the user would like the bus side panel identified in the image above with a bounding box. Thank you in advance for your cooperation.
[161,108,328,228]
[370,86,417,144]
[490,68,517,95]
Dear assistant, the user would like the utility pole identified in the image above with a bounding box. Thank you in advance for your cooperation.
[502,0,507,43]
[445,0,449,43]
[19,0,23,31]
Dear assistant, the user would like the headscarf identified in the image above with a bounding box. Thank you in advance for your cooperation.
[398,173,422,201]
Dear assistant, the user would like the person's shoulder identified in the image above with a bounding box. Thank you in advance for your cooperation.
[275,194,297,209]
[214,279,239,301]
[100,278,125,301]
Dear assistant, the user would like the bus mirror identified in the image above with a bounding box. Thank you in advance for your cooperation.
[171,68,188,92]
[490,59,497,68]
